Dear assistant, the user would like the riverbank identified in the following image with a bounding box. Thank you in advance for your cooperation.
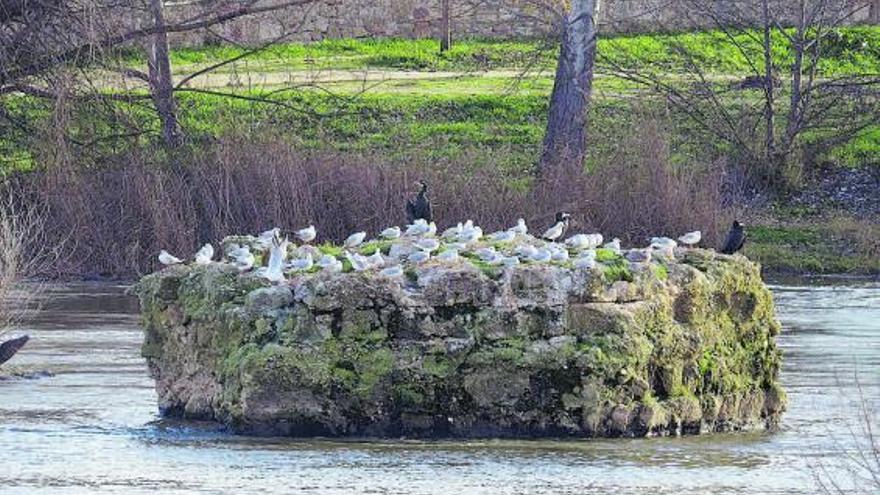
[743,166,880,277]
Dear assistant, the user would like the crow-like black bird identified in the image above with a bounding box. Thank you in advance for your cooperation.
[405,180,432,223]
[0,335,29,367]
[720,220,746,254]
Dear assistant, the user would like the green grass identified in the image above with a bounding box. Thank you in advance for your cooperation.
[3,76,877,176]
[110,27,880,78]
[6,27,880,172]
[745,224,880,275]
[116,38,554,73]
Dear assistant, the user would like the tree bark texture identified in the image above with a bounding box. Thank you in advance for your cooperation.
[539,0,599,174]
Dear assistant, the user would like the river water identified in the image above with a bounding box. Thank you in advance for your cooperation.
[0,281,877,494]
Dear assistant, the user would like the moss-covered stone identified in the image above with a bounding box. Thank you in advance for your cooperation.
[134,249,786,438]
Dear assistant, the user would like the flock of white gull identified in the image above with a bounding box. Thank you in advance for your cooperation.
[158,218,702,284]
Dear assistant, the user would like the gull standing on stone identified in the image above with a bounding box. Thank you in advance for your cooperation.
[380,226,402,240]
[264,236,290,281]
[318,254,343,273]
[625,248,652,264]
[286,253,314,273]
[159,250,183,266]
[509,218,528,235]
[408,251,430,264]
[416,238,441,253]
[650,237,677,260]
[476,247,498,262]
[296,225,317,244]
[437,249,460,262]
[650,237,677,250]
[529,248,552,263]
[603,238,622,255]
[442,223,463,241]
[194,244,215,265]
[366,250,386,268]
[458,225,483,244]
[345,252,371,272]
[586,233,604,249]
[516,244,538,259]
[565,234,591,250]
[344,232,367,249]
[490,230,516,243]
[551,248,570,262]
[259,227,280,240]
[257,228,280,249]
[405,219,436,238]
[574,254,597,269]
[233,250,255,272]
[678,231,702,247]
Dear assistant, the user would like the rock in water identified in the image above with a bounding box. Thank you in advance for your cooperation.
[134,251,787,438]
[0,335,29,367]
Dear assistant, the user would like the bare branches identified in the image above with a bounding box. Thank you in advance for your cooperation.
[600,0,879,187]
[0,184,52,341]
[1,0,328,155]
[1,0,319,89]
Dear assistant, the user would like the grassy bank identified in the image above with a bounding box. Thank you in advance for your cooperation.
[6,28,880,172]
[112,27,880,76]
[3,29,879,278]
[3,88,875,173]
[744,211,880,276]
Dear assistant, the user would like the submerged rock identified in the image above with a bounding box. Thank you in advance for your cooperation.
[134,251,786,438]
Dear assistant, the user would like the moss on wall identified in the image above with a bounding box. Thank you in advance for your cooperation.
[135,249,786,438]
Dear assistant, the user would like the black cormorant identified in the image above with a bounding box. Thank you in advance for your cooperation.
[720,220,746,254]
[406,181,433,223]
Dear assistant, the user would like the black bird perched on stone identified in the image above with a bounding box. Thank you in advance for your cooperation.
[0,335,29,367]
[720,220,747,254]
[405,180,433,224]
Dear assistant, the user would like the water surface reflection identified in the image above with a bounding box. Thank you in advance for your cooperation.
[1,281,877,494]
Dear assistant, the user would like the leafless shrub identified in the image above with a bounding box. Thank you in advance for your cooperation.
[0,184,48,339]
[601,0,880,191]
[583,117,732,246]
[18,124,730,278]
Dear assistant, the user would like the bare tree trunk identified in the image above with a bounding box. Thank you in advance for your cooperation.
[440,0,451,52]
[761,0,777,161]
[147,0,181,148]
[785,0,809,150]
[539,0,598,174]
